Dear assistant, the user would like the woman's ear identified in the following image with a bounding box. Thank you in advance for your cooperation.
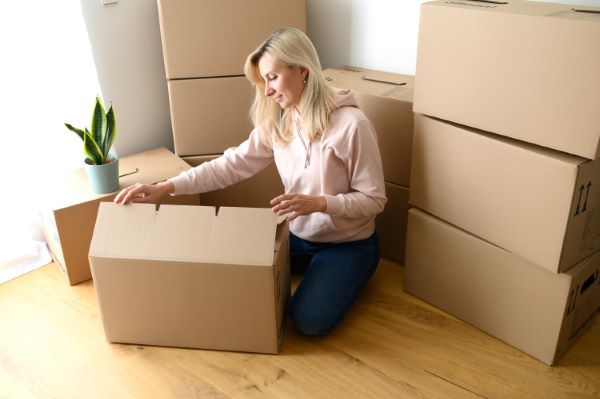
[300,67,308,83]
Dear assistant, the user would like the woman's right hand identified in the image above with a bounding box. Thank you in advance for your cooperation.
[113,181,175,205]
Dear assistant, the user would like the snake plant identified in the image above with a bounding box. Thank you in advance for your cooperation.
[65,96,116,165]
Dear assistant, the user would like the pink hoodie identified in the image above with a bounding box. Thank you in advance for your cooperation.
[168,90,387,243]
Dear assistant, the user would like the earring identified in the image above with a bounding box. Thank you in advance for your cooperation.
[303,78,307,84]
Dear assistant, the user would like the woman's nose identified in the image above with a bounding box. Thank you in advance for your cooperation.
[265,85,275,97]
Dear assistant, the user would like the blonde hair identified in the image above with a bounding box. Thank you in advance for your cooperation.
[244,27,337,145]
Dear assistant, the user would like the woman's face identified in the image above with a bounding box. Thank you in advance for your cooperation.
[258,53,307,110]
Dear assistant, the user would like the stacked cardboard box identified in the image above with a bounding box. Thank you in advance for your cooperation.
[405,0,600,365]
[41,148,200,285]
[324,67,413,264]
[157,0,307,207]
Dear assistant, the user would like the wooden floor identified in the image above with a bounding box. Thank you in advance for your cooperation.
[1,259,599,399]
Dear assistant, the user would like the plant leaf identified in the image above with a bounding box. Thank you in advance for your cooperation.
[90,96,107,156]
[84,128,104,165]
[104,105,116,158]
[64,123,85,142]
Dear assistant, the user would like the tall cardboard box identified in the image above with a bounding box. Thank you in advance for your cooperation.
[324,67,414,187]
[168,77,254,156]
[158,0,307,79]
[41,148,200,285]
[184,154,284,208]
[375,182,409,264]
[413,0,600,159]
[410,114,600,273]
[404,208,600,366]
[89,202,290,354]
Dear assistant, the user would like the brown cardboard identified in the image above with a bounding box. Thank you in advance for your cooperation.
[41,148,200,285]
[89,202,290,354]
[413,0,600,159]
[157,0,307,79]
[375,182,409,264]
[184,155,284,208]
[168,77,254,156]
[404,208,600,366]
[410,114,600,273]
[324,67,414,186]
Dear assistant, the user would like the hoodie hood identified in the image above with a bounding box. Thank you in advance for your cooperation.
[334,89,359,109]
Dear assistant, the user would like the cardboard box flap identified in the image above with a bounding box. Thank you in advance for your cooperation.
[324,67,414,101]
[90,202,277,266]
[274,216,289,252]
[208,206,278,266]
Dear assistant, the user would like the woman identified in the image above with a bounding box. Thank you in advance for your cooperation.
[114,28,387,336]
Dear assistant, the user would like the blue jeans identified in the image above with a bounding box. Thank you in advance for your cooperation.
[289,231,380,336]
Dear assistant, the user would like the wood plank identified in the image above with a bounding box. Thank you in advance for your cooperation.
[327,259,600,399]
[0,259,598,399]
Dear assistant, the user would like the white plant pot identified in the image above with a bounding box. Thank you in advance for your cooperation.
[84,155,119,194]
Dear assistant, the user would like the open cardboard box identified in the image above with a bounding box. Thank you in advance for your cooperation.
[405,208,600,366]
[41,148,200,285]
[89,202,290,354]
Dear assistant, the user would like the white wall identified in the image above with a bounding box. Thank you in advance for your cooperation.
[307,0,429,74]
[81,0,173,157]
[83,0,600,156]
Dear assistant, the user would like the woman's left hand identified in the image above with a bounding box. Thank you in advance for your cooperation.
[270,193,327,221]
